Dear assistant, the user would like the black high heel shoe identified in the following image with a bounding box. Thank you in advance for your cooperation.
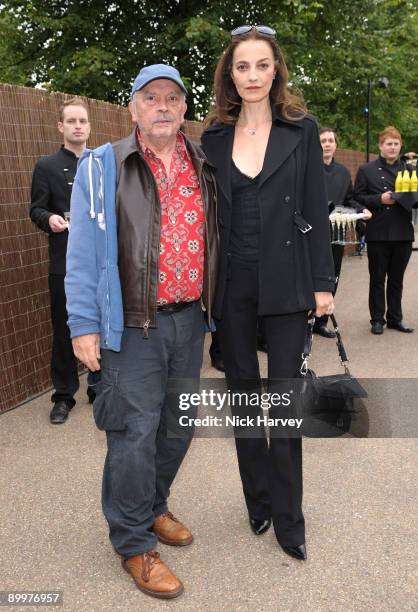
[249,518,272,535]
[280,543,307,560]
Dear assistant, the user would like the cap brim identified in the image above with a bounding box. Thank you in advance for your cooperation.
[133,76,187,96]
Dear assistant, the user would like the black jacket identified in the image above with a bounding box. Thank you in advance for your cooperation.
[354,156,414,242]
[325,159,362,212]
[201,113,335,319]
[30,146,79,274]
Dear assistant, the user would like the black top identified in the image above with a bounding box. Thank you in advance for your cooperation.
[30,146,79,274]
[354,156,414,242]
[229,160,260,261]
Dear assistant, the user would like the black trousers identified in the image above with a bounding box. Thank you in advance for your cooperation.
[216,257,306,547]
[367,241,412,325]
[315,243,344,328]
[49,274,79,405]
[209,331,222,362]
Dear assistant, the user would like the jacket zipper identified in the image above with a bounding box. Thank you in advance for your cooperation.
[142,164,161,338]
[199,160,215,323]
[91,155,110,347]
[95,158,110,347]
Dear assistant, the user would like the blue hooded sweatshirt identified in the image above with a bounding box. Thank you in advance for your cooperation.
[65,143,124,351]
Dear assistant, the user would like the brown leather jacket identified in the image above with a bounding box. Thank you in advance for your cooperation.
[112,130,218,333]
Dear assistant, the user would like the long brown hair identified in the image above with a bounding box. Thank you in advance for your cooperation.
[206,29,306,125]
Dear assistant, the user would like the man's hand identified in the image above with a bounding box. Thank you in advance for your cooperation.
[72,334,101,371]
[313,292,334,318]
[49,214,68,232]
[362,208,372,220]
[381,191,395,205]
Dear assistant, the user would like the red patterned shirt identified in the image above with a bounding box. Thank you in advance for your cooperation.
[137,129,205,305]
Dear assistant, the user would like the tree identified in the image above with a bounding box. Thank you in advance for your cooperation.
[0,0,416,151]
[271,0,418,152]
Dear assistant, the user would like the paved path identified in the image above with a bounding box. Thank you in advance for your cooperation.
[1,251,417,611]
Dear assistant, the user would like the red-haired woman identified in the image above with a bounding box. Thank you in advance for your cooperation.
[202,26,335,560]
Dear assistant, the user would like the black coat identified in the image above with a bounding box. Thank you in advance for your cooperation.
[324,159,362,212]
[30,146,79,274]
[201,113,335,319]
[354,156,414,242]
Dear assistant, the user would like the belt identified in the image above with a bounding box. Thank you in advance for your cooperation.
[157,300,197,314]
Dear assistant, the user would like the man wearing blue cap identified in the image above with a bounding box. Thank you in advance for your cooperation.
[65,64,218,599]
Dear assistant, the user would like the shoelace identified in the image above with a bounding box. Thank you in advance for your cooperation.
[161,511,179,522]
[142,550,161,582]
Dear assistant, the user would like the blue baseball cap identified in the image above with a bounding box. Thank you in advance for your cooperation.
[131,64,187,99]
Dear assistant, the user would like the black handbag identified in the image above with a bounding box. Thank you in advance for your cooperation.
[299,314,368,437]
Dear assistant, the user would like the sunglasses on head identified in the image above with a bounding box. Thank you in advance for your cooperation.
[230,25,276,37]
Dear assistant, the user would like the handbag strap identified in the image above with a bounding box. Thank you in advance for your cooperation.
[301,313,350,376]
[329,314,349,367]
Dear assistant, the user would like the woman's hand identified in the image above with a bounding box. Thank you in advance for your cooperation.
[313,292,334,317]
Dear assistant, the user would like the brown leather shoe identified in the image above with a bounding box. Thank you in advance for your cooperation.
[122,550,184,599]
[152,511,193,546]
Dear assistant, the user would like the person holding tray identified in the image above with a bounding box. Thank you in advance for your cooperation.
[314,127,372,338]
[354,126,414,335]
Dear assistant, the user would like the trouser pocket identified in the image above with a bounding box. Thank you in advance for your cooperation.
[93,367,127,431]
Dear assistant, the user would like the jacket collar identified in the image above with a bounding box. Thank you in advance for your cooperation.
[118,128,212,171]
[324,159,335,172]
[378,154,400,169]
[202,124,234,203]
[202,109,304,203]
[260,111,303,188]
[119,129,139,163]
[60,144,80,160]
[272,107,304,128]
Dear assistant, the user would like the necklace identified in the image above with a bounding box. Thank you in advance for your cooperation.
[237,117,271,136]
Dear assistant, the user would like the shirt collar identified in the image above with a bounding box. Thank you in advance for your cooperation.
[60,145,79,160]
[136,128,191,163]
[379,154,400,168]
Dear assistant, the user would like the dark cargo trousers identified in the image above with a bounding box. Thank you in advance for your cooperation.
[93,302,204,558]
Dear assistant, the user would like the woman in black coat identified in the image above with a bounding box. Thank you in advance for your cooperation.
[201,26,335,560]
